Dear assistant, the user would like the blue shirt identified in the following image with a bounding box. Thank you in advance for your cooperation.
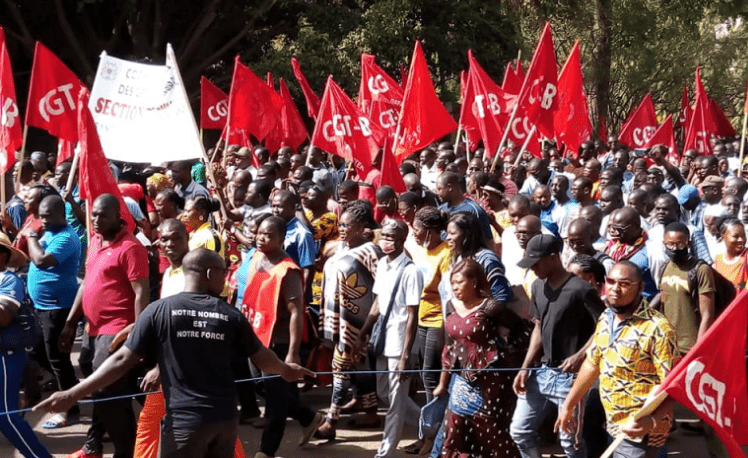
[438,198,493,242]
[235,248,257,308]
[0,270,26,306]
[27,225,81,310]
[6,195,26,231]
[539,201,561,238]
[284,217,316,269]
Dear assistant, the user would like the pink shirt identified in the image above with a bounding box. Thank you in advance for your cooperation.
[83,230,149,336]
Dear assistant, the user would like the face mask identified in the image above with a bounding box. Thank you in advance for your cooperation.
[664,247,689,264]
[379,239,397,254]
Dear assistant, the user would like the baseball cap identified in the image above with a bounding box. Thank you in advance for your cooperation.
[517,234,561,269]
[699,175,724,189]
[677,184,699,205]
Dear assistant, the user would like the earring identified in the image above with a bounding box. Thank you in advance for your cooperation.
[199,216,205,221]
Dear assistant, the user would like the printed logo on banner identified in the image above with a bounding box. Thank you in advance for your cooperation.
[101,61,118,81]
[1,97,19,128]
[39,84,76,122]
[686,360,733,428]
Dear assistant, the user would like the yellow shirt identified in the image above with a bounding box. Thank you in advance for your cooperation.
[189,222,225,258]
[411,242,451,327]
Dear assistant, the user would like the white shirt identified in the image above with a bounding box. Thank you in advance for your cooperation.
[373,252,423,358]
[502,225,553,286]
[161,265,185,299]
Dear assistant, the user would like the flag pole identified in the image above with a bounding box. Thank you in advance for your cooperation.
[514,124,537,166]
[65,147,80,193]
[739,110,747,169]
[598,390,669,458]
[489,103,519,173]
[16,125,28,190]
[464,131,472,164]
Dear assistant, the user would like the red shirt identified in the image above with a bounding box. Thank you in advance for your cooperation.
[83,230,149,336]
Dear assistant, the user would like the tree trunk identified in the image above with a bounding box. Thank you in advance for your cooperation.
[590,0,611,139]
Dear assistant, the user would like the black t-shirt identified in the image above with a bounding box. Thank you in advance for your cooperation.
[126,292,262,428]
[530,274,604,367]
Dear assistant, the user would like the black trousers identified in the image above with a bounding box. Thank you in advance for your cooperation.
[79,333,136,458]
[37,308,80,416]
[160,417,238,458]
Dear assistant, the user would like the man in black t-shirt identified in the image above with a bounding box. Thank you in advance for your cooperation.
[36,248,312,458]
[509,235,605,458]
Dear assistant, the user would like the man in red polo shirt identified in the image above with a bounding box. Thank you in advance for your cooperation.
[60,193,150,458]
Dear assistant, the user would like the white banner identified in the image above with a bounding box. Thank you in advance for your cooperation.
[89,44,204,164]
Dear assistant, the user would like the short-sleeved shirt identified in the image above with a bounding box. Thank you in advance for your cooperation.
[160,265,185,299]
[373,253,423,358]
[27,224,81,310]
[125,292,262,428]
[659,260,716,352]
[83,230,149,336]
[0,270,32,350]
[413,242,451,327]
[189,222,225,258]
[175,180,210,203]
[438,198,493,242]
[284,217,316,269]
[587,305,681,443]
[530,274,604,367]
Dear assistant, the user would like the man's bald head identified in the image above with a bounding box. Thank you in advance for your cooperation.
[516,215,542,250]
[184,248,225,273]
[403,173,420,190]
[159,218,189,238]
[568,218,593,240]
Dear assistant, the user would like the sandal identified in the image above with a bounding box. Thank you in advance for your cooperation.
[42,414,79,429]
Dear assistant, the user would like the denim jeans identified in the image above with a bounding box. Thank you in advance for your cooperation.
[415,325,444,402]
[509,366,585,458]
[612,438,660,458]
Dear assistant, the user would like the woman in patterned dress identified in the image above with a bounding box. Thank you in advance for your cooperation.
[434,259,527,458]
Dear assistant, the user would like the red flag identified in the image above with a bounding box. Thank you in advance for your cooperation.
[709,98,737,138]
[227,57,283,142]
[504,108,541,158]
[599,115,608,141]
[358,54,403,141]
[25,42,84,142]
[311,76,385,177]
[676,84,692,129]
[278,78,307,150]
[684,67,720,155]
[515,23,558,139]
[57,138,75,165]
[459,69,481,152]
[657,289,748,457]
[618,94,658,149]
[459,50,516,156]
[291,57,321,119]
[393,41,457,161]
[502,61,523,95]
[266,72,274,90]
[0,31,22,173]
[553,41,591,156]
[200,76,228,130]
[77,88,134,233]
[644,114,678,162]
[266,79,307,154]
[380,141,406,193]
[400,65,408,90]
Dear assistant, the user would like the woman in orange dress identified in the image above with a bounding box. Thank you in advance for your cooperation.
[713,218,747,289]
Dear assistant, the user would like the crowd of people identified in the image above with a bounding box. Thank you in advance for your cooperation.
[0,133,744,458]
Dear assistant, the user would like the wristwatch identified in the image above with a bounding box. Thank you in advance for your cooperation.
[27,232,39,238]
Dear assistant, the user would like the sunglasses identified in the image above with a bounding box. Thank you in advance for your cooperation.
[605,278,638,289]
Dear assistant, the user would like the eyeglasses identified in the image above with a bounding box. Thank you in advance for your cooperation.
[664,242,688,251]
[608,224,631,235]
[605,278,638,289]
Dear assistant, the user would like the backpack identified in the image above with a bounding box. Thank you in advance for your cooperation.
[672,259,737,318]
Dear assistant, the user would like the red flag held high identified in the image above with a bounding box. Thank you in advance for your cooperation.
[459,50,515,156]
[459,69,481,152]
[311,76,385,177]
[200,76,228,130]
[676,84,692,129]
[658,289,748,457]
[502,61,523,95]
[291,57,321,119]
[684,67,719,155]
[380,143,406,193]
[709,98,737,138]
[553,41,591,156]
[644,114,678,161]
[393,41,457,161]
[57,138,75,165]
[358,54,403,141]
[228,57,283,141]
[515,23,558,139]
[618,94,658,149]
[25,42,84,142]
[278,78,308,151]
[77,88,134,233]
[0,31,22,173]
